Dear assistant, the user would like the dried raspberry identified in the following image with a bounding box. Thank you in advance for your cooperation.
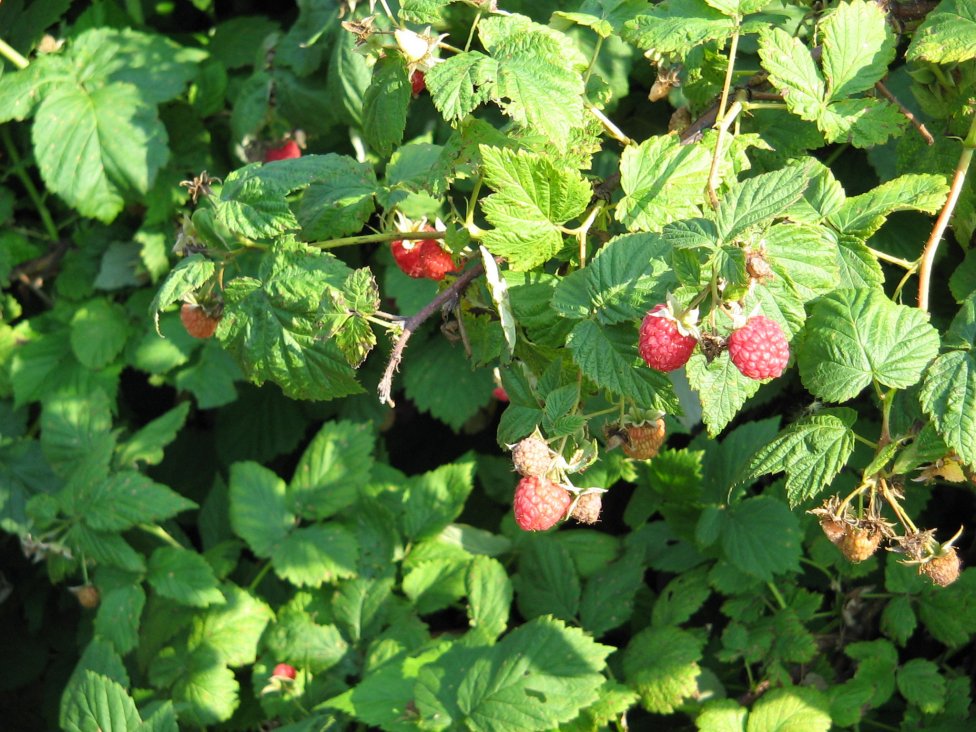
[511,436,553,477]
[728,315,789,380]
[819,516,847,544]
[180,303,220,339]
[920,548,962,586]
[513,476,572,531]
[839,526,882,563]
[410,70,426,96]
[70,585,100,609]
[571,492,603,524]
[264,140,301,162]
[638,304,697,372]
[622,419,666,460]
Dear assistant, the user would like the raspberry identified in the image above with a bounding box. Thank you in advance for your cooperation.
[391,238,426,278]
[511,436,553,477]
[264,140,301,162]
[391,229,457,280]
[571,492,603,524]
[839,526,882,563]
[819,516,847,545]
[920,548,961,586]
[180,303,220,339]
[638,304,697,372]
[492,386,509,402]
[513,476,572,531]
[728,316,789,380]
[410,69,426,96]
[70,585,100,609]
[622,419,666,460]
[272,663,297,680]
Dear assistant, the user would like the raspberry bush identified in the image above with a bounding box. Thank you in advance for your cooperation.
[2,0,976,729]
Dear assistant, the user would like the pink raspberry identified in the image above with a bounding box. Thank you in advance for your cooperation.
[728,315,790,380]
[513,476,572,531]
[638,304,697,372]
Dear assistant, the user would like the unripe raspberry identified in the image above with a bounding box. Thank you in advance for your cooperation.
[638,304,697,372]
[513,476,572,531]
[621,419,666,460]
[920,548,962,586]
[728,315,789,380]
[511,437,553,477]
[571,492,603,524]
[70,585,100,609]
[839,526,882,563]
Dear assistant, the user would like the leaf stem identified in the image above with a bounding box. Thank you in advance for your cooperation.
[765,581,787,609]
[465,176,483,227]
[852,432,879,449]
[139,523,185,549]
[0,37,29,69]
[586,103,633,146]
[1,127,60,241]
[705,97,744,209]
[583,35,604,89]
[917,112,976,310]
[867,247,915,269]
[464,11,482,53]
[248,561,274,593]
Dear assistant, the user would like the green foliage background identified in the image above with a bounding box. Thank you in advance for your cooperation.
[1,0,976,730]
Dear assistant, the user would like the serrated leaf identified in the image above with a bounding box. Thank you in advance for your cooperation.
[362,54,410,158]
[62,671,142,732]
[623,0,736,55]
[686,352,761,436]
[758,28,825,121]
[466,556,512,642]
[552,232,676,323]
[580,552,645,637]
[897,659,947,714]
[228,461,293,557]
[798,289,940,402]
[265,595,348,672]
[296,156,378,240]
[148,255,215,333]
[623,625,703,714]
[94,585,145,655]
[567,320,680,413]
[741,408,857,506]
[651,566,711,627]
[271,524,359,587]
[920,351,976,466]
[402,336,494,430]
[70,299,130,369]
[765,224,839,302]
[697,700,748,732]
[75,472,196,531]
[836,235,884,288]
[616,134,715,232]
[819,97,907,147]
[829,174,949,236]
[720,495,802,580]
[820,0,896,100]
[746,687,831,732]
[172,663,238,726]
[715,163,812,240]
[116,402,190,468]
[0,56,73,123]
[289,420,374,520]
[516,539,581,623]
[403,555,470,614]
[66,524,145,572]
[33,82,167,222]
[187,586,273,667]
[425,51,497,121]
[215,177,298,239]
[147,547,224,607]
[880,595,917,646]
[400,0,453,23]
[553,0,649,38]
[479,146,590,270]
[40,390,114,477]
[907,0,976,63]
[402,460,476,542]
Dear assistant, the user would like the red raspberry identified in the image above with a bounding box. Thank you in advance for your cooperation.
[622,419,666,460]
[638,304,697,372]
[728,315,789,380]
[513,476,572,531]
[272,663,297,680]
[417,239,457,280]
[180,303,220,339]
[511,436,553,477]
[492,386,509,402]
[391,238,425,278]
[263,140,301,162]
[410,70,426,96]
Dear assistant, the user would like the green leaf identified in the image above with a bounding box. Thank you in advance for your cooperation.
[75,472,196,531]
[70,299,130,369]
[66,524,145,572]
[289,420,374,520]
[228,461,293,557]
[271,524,359,587]
[33,82,167,222]
[553,0,649,38]
[758,28,825,121]
[623,0,736,56]
[818,97,907,147]
[363,55,410,158]
[651,566,712,627]
[765,225,839,302]
[115,402,190,468]
[897,658,947,714]
[415,616,612,731]
[623,626,703,714]
[214,177,298,239]
[516,539,581,623]
[907,0,976,63]
[552,233,676,323]
[715,163,812,240]
[0,56,73,123]
[686,352,762,436]
[148,254,215,333]
[147,547,224,607]
[402,460,476,542]
[172,662,238,726]
[479,146,590,270]
[798,289,940,402]
[402,336,494,430]
[94,584,146,655]
[741,408,857,507]
[62,671,142,732]
[40,390,114,477]
[820,0,896,100]
[720,495,802,580]
[425,51,497,122]
[567,320,680,413]
[264,594,348,672]
[836,235,884,288]
[400,0,453,23]
[746,687,831,732]
[403,555,470,614]
[697,700,747,732]
[580,553,646,637]
[187,586,273,667]
[296,156,378,240]
[920,351,976,466]
[617,134,716,232]
[828,174,949,236]
[466,556,512,643]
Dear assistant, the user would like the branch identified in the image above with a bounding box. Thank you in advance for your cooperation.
[874,80,934,145]
[377,261,486,406]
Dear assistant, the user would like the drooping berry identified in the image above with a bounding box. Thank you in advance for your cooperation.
[728,315,790,380]
[70,585,100,609]
[272,663,297,680]
[180,303,220,339]
[513,476,572,532]
[638,304,697,372]
[920,548,962,586]
[839,526,883,563]
[511,436,553,477]
[622,419,666,460]
[391,238,426,278]
[264,140,301,162]
[416,239,457,280]
[410,69,426,96]
[571,492,603,525]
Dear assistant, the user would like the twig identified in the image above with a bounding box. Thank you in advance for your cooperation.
[378,262,486,406]
[1,127,60,241]
[0,38,29,69]
[917,114,976,310]
[874,80,934,145]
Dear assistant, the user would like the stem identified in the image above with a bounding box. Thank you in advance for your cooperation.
[766,581,787,609]
[874,80,934,145]
[465,177,483,227]
[0,38,29,69]
[879,387,894,447]
[586,103,633,146]
[880,479,918,533]
[575,201,604,267]
[464,11,482,53]
[1,127,60,240]
[80,553,90,585]
[310,229,449,250]
[741,101,789,111]
[867,247,915,269]
[583,35,604,88]
[917,113,976,310]
[377,0,396,22]
[705,98,744,208]
[704,27,741,208]
[716,27,741,128]
[248,562,273,593]
[378,261,487,406]
[139,523,185,549]
[852,432,879,449]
